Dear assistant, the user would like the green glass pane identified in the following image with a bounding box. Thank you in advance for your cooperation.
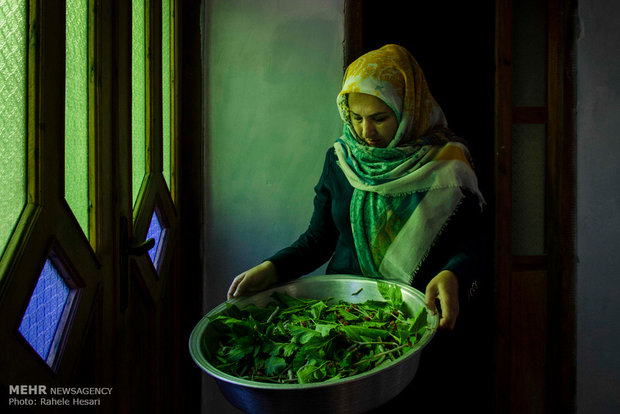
[162,0,171,189]
[132,0,146,206]
[65,0,89,238]
[0,0,28,260]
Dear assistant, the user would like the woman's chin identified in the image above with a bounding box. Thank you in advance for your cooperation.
[365,139,385,148]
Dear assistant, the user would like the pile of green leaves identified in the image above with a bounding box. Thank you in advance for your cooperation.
[205,281,428,384]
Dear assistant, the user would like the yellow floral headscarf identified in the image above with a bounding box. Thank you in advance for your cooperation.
[337,44,447,147]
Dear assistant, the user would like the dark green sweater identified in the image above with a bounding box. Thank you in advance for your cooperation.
[268,147,484,302]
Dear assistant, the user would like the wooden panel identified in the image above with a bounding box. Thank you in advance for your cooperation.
[545,0,578,411]
[513,255,548,271]
[510,269,548,413]
[122,273,156,413]
[343,0,363,68]
[512,107,548,124]
[176,1,204,412]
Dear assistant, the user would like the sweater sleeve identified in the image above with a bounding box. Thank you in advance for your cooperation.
[438,191,487,306]
[266,150,340,281]
[412,190,487,306]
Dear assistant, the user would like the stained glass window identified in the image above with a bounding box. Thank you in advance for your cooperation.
[65,0,90,238]
[18,259,76,368]
[147,208,166,271]
[0,0,28,263]
[132,0,146,206]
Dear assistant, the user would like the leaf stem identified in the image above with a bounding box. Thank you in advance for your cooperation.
[352,344,408,366]
[352,340,399,347]
[266,306,280,323]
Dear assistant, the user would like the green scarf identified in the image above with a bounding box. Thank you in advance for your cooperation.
[334,131,483,285]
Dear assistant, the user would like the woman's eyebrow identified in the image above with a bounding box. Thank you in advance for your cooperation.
[350,110,390,118]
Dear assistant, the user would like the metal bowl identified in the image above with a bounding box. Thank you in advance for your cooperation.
[189,275,438,414]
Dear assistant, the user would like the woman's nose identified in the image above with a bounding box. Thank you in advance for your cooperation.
[362,119,376,138]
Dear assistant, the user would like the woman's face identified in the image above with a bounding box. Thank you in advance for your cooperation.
[348,93,399,148]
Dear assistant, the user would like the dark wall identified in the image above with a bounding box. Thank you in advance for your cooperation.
[359,1,496,412]
[576,0,620,412]
[361,1,495,201]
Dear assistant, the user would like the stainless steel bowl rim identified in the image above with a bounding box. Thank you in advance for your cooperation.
[189,274,439,390]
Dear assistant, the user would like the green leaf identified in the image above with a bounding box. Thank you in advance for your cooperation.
[314,323,337,337]
[226,341,254,362]
[292,350,307,371]
[363,300,391,310]
[265,355,287,376]
[288,326,321,344]
[300,335,332,355]
[310,301,327,319]
[223,303,245,319]
[340,325,388,342]
[261,341,278,356]
[297,364,320,384]
[272,291,316,308]
[377,281,403,307]
[338,309,359,321]
[242,304,276,321]
[282,342,298,357]
[409,307,428,338]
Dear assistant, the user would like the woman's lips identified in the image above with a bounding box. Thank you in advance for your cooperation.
[366,139,382,147]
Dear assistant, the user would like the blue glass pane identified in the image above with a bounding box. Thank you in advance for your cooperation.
[18,260,71,364]
[147,210,162,266]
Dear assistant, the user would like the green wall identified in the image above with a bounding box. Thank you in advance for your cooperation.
[204,0,343,304]
[203,3,343,410]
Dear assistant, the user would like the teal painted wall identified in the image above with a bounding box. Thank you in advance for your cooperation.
[202,1,343,410]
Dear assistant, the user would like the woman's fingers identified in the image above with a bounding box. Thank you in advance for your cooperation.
[226,261,279,300]
[227,273,246,300]
[438,289,458,330]
[425,284,438,315]
[425,270,459,330]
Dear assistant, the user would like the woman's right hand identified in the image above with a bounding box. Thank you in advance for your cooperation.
[227,261,279,300]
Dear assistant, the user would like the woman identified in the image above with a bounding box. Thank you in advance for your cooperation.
[227,44,484,331]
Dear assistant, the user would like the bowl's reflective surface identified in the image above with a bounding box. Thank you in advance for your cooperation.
[190,275,438,414]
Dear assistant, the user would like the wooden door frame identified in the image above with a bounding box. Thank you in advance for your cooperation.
[169,0,204,411]
[495,0,577,412]
[109,0,203,412]
[545,1,578,410]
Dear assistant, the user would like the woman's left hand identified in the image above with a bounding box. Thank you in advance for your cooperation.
[425,270,459,330]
